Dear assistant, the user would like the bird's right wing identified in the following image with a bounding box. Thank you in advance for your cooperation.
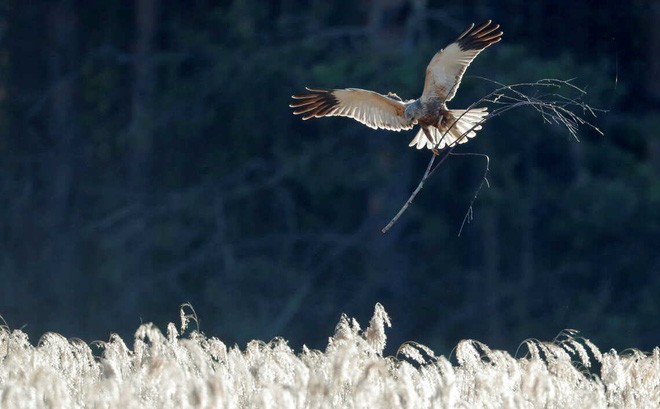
[290,88,414,131]
[421,20,502,103]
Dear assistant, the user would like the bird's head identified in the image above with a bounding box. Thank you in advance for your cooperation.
[404,101,421,122]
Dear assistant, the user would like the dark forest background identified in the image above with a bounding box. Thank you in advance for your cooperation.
[0,0,658,354]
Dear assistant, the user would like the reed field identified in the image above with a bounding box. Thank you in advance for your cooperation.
[1,304,658,408]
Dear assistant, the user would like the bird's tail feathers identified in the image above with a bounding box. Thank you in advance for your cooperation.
[408,107,488,150]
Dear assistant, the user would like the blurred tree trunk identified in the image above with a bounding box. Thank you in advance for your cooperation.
[126,0,158,309]
[405,0,428,48]
[366,0,430,51]
[648,2,660,102]
[364,149,412,306]
[44,0,81,333]
[517,144,536,326]
[363,0,414,333]
[648,1,660,174]
[482,205,503,345]
[367,0,408,51]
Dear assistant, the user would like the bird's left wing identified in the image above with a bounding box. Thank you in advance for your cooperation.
[290,88,414,131]
[421,20,503,103]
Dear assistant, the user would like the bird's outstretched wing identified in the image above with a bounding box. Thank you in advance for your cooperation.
[421,20,503,103]
[290,88,414,131]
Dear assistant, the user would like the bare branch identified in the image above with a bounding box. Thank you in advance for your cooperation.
[382,78,602,234]
[381,155,435,233]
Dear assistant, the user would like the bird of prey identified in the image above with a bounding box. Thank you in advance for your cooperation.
[290,21,502,153]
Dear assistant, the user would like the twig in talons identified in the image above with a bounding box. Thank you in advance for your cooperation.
[381,135,455,234]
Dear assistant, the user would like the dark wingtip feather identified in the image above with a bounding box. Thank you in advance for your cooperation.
[456,22,476,41]
[290,88,339,119]
[455,20,503,51]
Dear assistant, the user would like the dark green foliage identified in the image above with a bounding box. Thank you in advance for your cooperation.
[0,0,658,354]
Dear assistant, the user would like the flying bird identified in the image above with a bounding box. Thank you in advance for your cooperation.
[290,21,502,152]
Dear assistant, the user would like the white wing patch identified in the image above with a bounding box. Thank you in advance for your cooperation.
[421,21,502,102]
[421,44,482,103]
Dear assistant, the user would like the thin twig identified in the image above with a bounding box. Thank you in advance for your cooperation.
[381,130,465,234]
[453,152,490,237]
[381,77,601,234]
[381,155,435,233]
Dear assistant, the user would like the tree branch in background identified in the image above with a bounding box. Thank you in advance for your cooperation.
[382,78,603,234]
